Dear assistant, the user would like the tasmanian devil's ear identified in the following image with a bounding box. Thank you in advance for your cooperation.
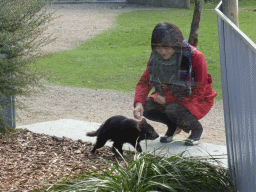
[141,118,147,123]
[136,121,143,131]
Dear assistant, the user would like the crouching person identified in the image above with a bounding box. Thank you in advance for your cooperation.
[133,22,217,146]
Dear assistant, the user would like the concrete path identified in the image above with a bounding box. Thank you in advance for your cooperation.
[17,119,228,167]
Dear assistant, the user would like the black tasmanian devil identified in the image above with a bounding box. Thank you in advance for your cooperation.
[86,115,159,155]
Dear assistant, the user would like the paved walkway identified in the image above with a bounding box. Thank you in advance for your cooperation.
[18,119,228,168]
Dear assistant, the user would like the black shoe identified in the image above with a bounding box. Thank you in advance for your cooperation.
[160,135,173,143]
[185,127,204,146]
[184,138,200,146]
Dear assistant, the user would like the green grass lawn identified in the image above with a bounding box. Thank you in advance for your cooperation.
[35,2,256,102]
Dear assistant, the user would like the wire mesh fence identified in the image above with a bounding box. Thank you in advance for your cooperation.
[215,1,256,192]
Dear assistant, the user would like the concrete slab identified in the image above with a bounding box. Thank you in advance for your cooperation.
[17,119,228,167]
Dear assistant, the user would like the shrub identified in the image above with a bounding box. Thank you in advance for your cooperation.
[0,0,54,132]
[45,150,235,192]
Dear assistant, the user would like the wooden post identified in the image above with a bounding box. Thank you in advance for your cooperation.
[222,0,239,27]
[188,0,204,47]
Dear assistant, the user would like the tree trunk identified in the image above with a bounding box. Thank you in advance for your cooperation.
[188,0,204,47]
[222,0,239,27]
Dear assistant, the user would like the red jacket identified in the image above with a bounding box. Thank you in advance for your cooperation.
[134,46,217,120]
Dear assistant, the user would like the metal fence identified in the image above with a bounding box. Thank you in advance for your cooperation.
[0,95,16,128]
[0,54,16,128]
[215,1,256,192]
[50,0,126,3]
[49,0,188,8]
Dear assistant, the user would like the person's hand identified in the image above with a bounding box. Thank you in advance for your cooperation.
[133,102,144,120]
[154,95,166,105]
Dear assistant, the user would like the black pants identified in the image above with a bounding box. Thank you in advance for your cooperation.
[143,97,203,139]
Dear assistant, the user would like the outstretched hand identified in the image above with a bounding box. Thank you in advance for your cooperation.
[133,102,144,120]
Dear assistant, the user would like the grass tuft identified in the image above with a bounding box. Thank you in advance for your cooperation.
[42,149,234,192]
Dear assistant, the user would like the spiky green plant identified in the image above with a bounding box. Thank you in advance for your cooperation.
[43,149,234,192]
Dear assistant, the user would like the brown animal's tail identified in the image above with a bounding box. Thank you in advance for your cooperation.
[86,130,98,137]
[86,118,110,137]
[86,124,102,137]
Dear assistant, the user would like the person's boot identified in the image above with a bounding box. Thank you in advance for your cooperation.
[165,103,203,146]
[159,117,177,143]
[160,135,173,143]
[184,121,203,146]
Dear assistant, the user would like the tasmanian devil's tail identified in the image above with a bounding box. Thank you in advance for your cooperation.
[86,117,112,137]
[86,123,103,137]
[86,130,98,137]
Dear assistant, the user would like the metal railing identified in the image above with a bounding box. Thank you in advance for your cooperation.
[0,54,16,129]
[51,0,126,3]
[215,1,256,191]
